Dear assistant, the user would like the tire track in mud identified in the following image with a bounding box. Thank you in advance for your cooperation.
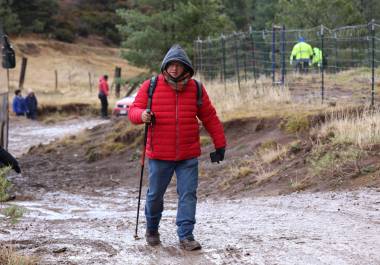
[1,188,379,264]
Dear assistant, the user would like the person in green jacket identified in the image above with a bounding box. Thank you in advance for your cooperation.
[312,47,323,68]
[290,37,314,73]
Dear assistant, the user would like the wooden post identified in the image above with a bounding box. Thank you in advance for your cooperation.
[234,32,241,91]
[6,70,9,91]
[88,72,92,92]
[321,25,325,104]
[371,19,375,107]
[19,57,27,89]
[55,70,58,92]
[68,71,72,89]
[114,67,121,97]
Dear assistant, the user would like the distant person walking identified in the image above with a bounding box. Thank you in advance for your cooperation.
[25,90,38,120]
[12,89,26,116]
[98,75,109,118]
[290,37,314,73]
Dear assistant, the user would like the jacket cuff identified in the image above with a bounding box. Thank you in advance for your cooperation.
[130,108,145,124]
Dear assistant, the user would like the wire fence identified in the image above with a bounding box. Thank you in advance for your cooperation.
[194,21,380,105]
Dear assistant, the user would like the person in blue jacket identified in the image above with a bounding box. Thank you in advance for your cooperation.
[12,89,26,116]
[25,90,38,120]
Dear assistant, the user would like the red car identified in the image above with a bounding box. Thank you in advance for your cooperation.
[112,93,136,116]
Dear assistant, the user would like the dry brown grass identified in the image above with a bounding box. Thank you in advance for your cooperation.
[0,246,39,265]
[202,77,333,121]
[316,107,380,149]
[8,37,146,107]
[289,175,312,192]
[258,145,288,164]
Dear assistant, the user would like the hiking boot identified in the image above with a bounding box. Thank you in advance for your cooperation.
[179,237,202,251]
[145,230,160,246]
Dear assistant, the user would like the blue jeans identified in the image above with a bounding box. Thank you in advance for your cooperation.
[145,158,198,240]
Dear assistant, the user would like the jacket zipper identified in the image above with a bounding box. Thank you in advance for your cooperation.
[175,90,179,160]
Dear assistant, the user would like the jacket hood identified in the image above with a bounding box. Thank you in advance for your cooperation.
[160,44,194,77]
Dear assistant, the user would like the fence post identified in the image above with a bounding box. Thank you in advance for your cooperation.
[281,25,286,86]
[221,34,227,91]
[350,33,354,68]
[271,26,276,84]
[114,67,121,97]
[6,70,9,91]
[198,37,203,79]
[249,26,257,83]
[334,32,338,73]
[193,39,198,75]
[321,25,325,104]
[88,72,92,93]
[19,57,27,89]
[371,19,375,107]
[234,32,241,91]
[55,70,58,92]
[243,42,247,82]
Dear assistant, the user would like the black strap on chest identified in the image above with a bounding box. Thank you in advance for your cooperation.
[147,76,202,110]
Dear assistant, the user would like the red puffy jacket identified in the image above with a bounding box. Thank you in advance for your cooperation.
[128,74,226,161]
[98,76,109,96]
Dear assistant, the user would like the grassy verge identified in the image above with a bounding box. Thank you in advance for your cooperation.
[0,247,39,265]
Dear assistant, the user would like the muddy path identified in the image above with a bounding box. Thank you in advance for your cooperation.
[1,187,379,265]
[8,116,108,157]
[1,117,380,264]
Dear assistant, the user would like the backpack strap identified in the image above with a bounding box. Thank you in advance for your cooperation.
[194,79,202,107]
[147,76,158,110]
[147,76,202,109]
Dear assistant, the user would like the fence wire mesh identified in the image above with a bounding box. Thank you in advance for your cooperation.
[194,22,379,105]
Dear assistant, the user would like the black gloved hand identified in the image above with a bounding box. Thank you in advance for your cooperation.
[0,147,21,173]
[13,163,21,174]
[210,148,225,163]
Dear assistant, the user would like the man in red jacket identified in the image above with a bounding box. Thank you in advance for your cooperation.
[98,75,109,118]
[129,44,226,251]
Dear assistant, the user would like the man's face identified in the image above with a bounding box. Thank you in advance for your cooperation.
[166,61,185,78]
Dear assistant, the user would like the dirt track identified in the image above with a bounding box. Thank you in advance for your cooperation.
[1,186,379,265]
[1,117,380,264]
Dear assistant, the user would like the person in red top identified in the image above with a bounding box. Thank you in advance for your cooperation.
[129,44,226,250]
[98,75,109,118]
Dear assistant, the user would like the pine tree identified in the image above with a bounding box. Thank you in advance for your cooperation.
[275,0,365,28]
[0,0,21,34]
[117,0,233,71]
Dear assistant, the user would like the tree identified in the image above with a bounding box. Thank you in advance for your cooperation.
[221,0,250,31]
[117,0,233,71]
[250,0,279,30]
[275,0,365,28]
[356,0,380,22]
[9,0,59,33]
[0,0,21,34]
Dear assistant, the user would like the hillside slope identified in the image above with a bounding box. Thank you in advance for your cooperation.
[8,36,145,99]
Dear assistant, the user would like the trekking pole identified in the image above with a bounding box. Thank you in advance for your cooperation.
[134,109,151,240]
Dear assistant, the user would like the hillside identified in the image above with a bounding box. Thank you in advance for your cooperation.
[7,36,145,107]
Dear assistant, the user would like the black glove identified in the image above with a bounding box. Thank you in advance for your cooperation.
[210,148,225,163]
[13,163,21,174]
[0,147,21,173]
